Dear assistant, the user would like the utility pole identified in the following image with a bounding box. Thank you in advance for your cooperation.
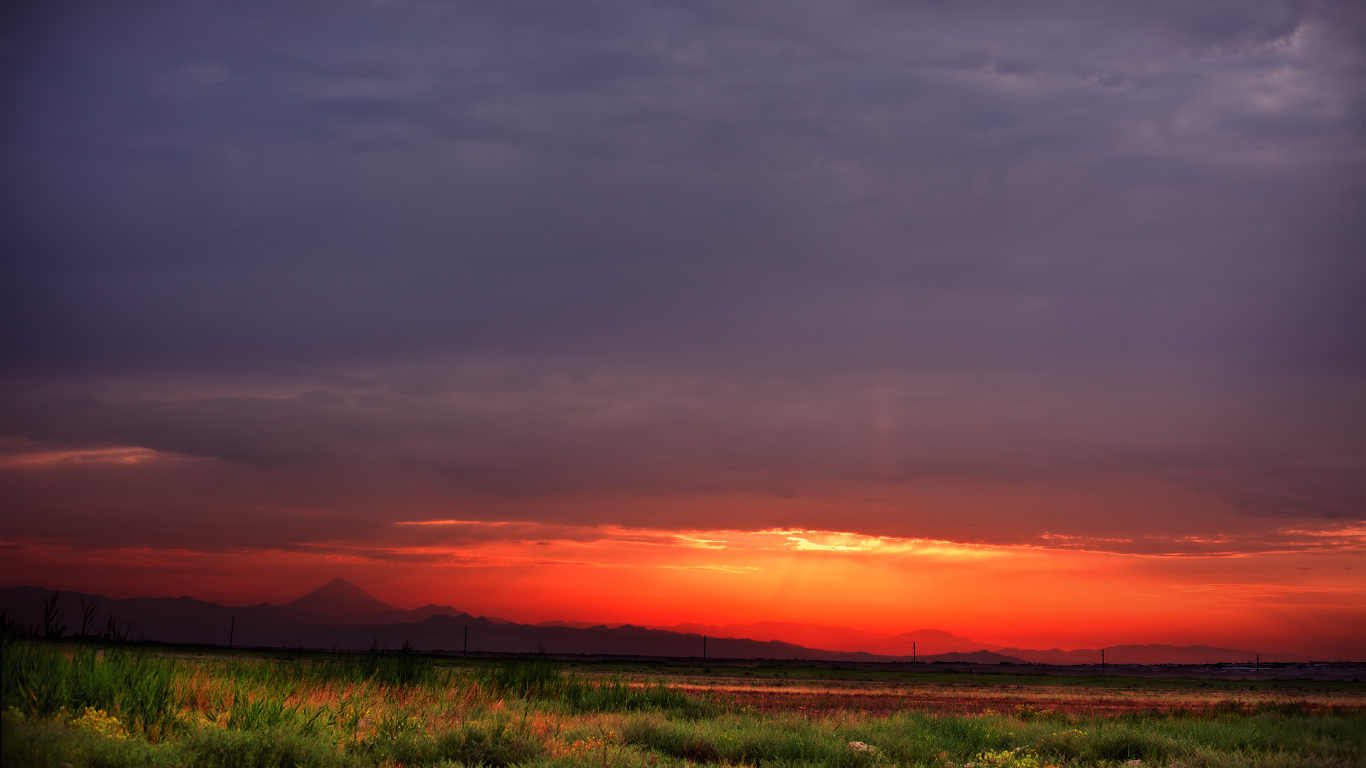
[1101,649,1105,677]
[913,642,916,665]
[229,615,235,649]
[463,626,468,656]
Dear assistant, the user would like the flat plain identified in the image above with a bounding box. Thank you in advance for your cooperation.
[576,664,1364,717]
[3,638,1364,768]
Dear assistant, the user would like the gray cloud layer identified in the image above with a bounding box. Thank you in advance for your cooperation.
[2,0,1362,551]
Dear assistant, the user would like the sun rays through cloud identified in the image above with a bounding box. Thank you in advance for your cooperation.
[1,0,1362,662]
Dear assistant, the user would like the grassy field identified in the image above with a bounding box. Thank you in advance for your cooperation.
[3,638,1364,768]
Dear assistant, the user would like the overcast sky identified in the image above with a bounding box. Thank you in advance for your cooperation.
[1,1,1362,641]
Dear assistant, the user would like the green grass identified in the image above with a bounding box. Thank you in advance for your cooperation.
[477,657,718,716]
[2,639,1363,768]
[574,661,1365,695]
[210,645,440,690]
[2,636,180,737]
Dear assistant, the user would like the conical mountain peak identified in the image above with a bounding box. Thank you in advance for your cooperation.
[285,578,396,617]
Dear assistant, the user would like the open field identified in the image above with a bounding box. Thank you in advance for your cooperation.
[560,663,1365,718]
[4,638,1364,768]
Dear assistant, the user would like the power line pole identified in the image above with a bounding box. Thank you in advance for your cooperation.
[1101,649,1105,677]
[229,615,235,649]
[913,642,916,665]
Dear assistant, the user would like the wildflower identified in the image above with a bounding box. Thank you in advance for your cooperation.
[848,741,877,753]
[71,708,129,741]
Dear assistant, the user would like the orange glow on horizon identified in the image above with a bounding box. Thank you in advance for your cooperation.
[4,519,1361,659]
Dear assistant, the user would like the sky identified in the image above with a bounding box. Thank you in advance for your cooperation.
[1,0,1362,659]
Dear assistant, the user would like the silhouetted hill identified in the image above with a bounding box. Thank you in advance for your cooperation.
[998,644,1303,665]
[0,585,470,643]
[886,629,997,653]
[651,622,994,654]
[285,579,396,618]
[537,620,615,629]
[657,621,893,649]
[0,583,1318,663]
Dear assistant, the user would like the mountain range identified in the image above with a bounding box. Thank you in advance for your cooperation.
[0,579,1317,664]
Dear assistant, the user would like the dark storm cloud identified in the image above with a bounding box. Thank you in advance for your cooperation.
[1,0,1362,550]
[5,0,1361,370]
[2,362,1359,543]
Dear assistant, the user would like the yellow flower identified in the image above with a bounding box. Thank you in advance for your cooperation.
[72,708,130,741]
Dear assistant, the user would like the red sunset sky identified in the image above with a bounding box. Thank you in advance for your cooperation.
[1,1,1362,659]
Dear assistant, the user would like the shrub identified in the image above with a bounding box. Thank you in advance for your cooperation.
[430,720,544,766]
[181,727,366,768]
[1087,728,1172,763]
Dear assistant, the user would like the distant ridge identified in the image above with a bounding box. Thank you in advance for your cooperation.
[538,620,614,629]
[653,622,994,654]
[0,581,1331,663]
[998,644,1297,665]
[286,578,396,618]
